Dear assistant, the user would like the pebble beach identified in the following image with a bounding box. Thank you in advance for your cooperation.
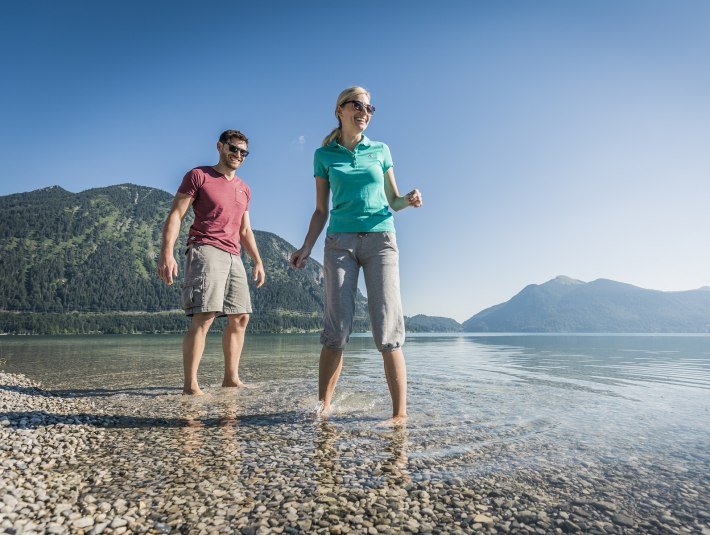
[2,370,709,534]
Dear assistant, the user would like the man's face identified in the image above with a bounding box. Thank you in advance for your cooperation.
[218,138,249,171]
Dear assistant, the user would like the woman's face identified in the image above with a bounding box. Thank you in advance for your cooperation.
[337,92,372,135]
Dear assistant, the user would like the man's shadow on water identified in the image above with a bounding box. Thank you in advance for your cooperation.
[0,384,177,398]
[0,409,309,430]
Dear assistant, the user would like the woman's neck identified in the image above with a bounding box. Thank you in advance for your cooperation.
[339,131,362,151]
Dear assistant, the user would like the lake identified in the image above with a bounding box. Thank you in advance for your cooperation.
[1,333,708,532]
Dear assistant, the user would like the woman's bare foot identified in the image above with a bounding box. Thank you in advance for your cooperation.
[182,386,205,396]
[377,414,408,427]
[391,414,408,426]
[316,401,332,419]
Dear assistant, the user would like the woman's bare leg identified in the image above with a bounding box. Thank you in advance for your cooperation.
[319,346,344,414]
[382,348,407,420]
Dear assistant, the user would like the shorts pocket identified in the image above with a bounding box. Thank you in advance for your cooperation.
[181,274,205,309]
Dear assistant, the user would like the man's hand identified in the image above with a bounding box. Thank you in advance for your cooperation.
[158,253,179,285]
[252,261,265,288]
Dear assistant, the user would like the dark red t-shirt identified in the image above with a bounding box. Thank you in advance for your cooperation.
[178,166,251,255]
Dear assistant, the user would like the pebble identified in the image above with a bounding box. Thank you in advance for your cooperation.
[71,516,94,528]
[110,517,128,528]
[613,513,635,527]
[473,514,494,524]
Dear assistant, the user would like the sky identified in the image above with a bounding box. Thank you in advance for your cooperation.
[1,1,709,322]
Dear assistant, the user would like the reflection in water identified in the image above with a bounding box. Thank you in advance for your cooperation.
[314,421,340,492]
[314,420,411,485]
[178,397,243,467]
[381,425,410,484]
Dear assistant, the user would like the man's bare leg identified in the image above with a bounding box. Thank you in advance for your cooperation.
[319,346,344,414]
[382,348,407,422]
[222,313,250,387]
[183,312,216,395]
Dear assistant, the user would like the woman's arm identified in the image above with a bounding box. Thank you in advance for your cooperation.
[239,211,265,287]
[289,177,330,269]
[384,168,423,212]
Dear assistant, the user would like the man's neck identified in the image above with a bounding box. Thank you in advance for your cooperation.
[212,163,236,180]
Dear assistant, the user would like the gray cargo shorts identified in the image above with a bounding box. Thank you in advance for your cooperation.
[321,232,405,352]
[181,244,252,317]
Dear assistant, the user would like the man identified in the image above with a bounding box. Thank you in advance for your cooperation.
[158,130,265,395]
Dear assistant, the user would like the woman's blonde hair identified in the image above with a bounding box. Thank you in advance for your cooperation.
[321,86,371,147]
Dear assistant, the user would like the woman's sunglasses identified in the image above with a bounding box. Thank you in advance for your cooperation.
[341,100,376,115]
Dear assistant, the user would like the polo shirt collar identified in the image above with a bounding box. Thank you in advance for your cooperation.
[357,135,372,148]
[329,135,372,148]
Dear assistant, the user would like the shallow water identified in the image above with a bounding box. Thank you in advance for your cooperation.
[2,333,708,477]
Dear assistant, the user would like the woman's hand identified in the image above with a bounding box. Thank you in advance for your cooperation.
[290,246,312,269]
[406,188,423,208]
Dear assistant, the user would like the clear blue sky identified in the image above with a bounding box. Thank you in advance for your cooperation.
[2,1,709,321]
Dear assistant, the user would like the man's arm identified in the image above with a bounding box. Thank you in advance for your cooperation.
[239,211,265,288]
[158,193,194,285]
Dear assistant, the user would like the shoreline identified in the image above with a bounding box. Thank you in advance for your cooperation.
[2,371,708,534]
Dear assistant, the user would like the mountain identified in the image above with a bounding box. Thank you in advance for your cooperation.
[463,276,710,333]
[0,184,368,334]
[404,314,462,332]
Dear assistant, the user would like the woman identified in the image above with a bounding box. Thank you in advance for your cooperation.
[290,86,422,422]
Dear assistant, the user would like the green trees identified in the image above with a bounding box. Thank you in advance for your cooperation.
[0,184,369,334]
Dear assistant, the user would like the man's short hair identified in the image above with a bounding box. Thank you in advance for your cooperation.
[219,130,249,145]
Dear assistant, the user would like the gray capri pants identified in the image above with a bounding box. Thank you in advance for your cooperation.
[321,232,405,352]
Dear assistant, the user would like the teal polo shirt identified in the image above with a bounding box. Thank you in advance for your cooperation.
[314,135,396,234]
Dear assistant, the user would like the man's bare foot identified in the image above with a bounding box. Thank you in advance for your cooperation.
[183,385,205,396]
[221,379,252,388]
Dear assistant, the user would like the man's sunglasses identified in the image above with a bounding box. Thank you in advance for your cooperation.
[226,142,250,157]
[341,100,376,115]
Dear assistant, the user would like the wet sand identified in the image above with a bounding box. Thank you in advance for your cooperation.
[1,371,708,534]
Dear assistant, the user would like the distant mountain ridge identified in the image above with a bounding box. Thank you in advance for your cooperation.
[0,184,368,334]
[463,276,710,333]
[405,314,462,332]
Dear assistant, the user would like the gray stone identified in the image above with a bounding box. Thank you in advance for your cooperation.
[72,516,94,529]
[110,517,128,528]
[474,514,494,525]
[613,513,635,528]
